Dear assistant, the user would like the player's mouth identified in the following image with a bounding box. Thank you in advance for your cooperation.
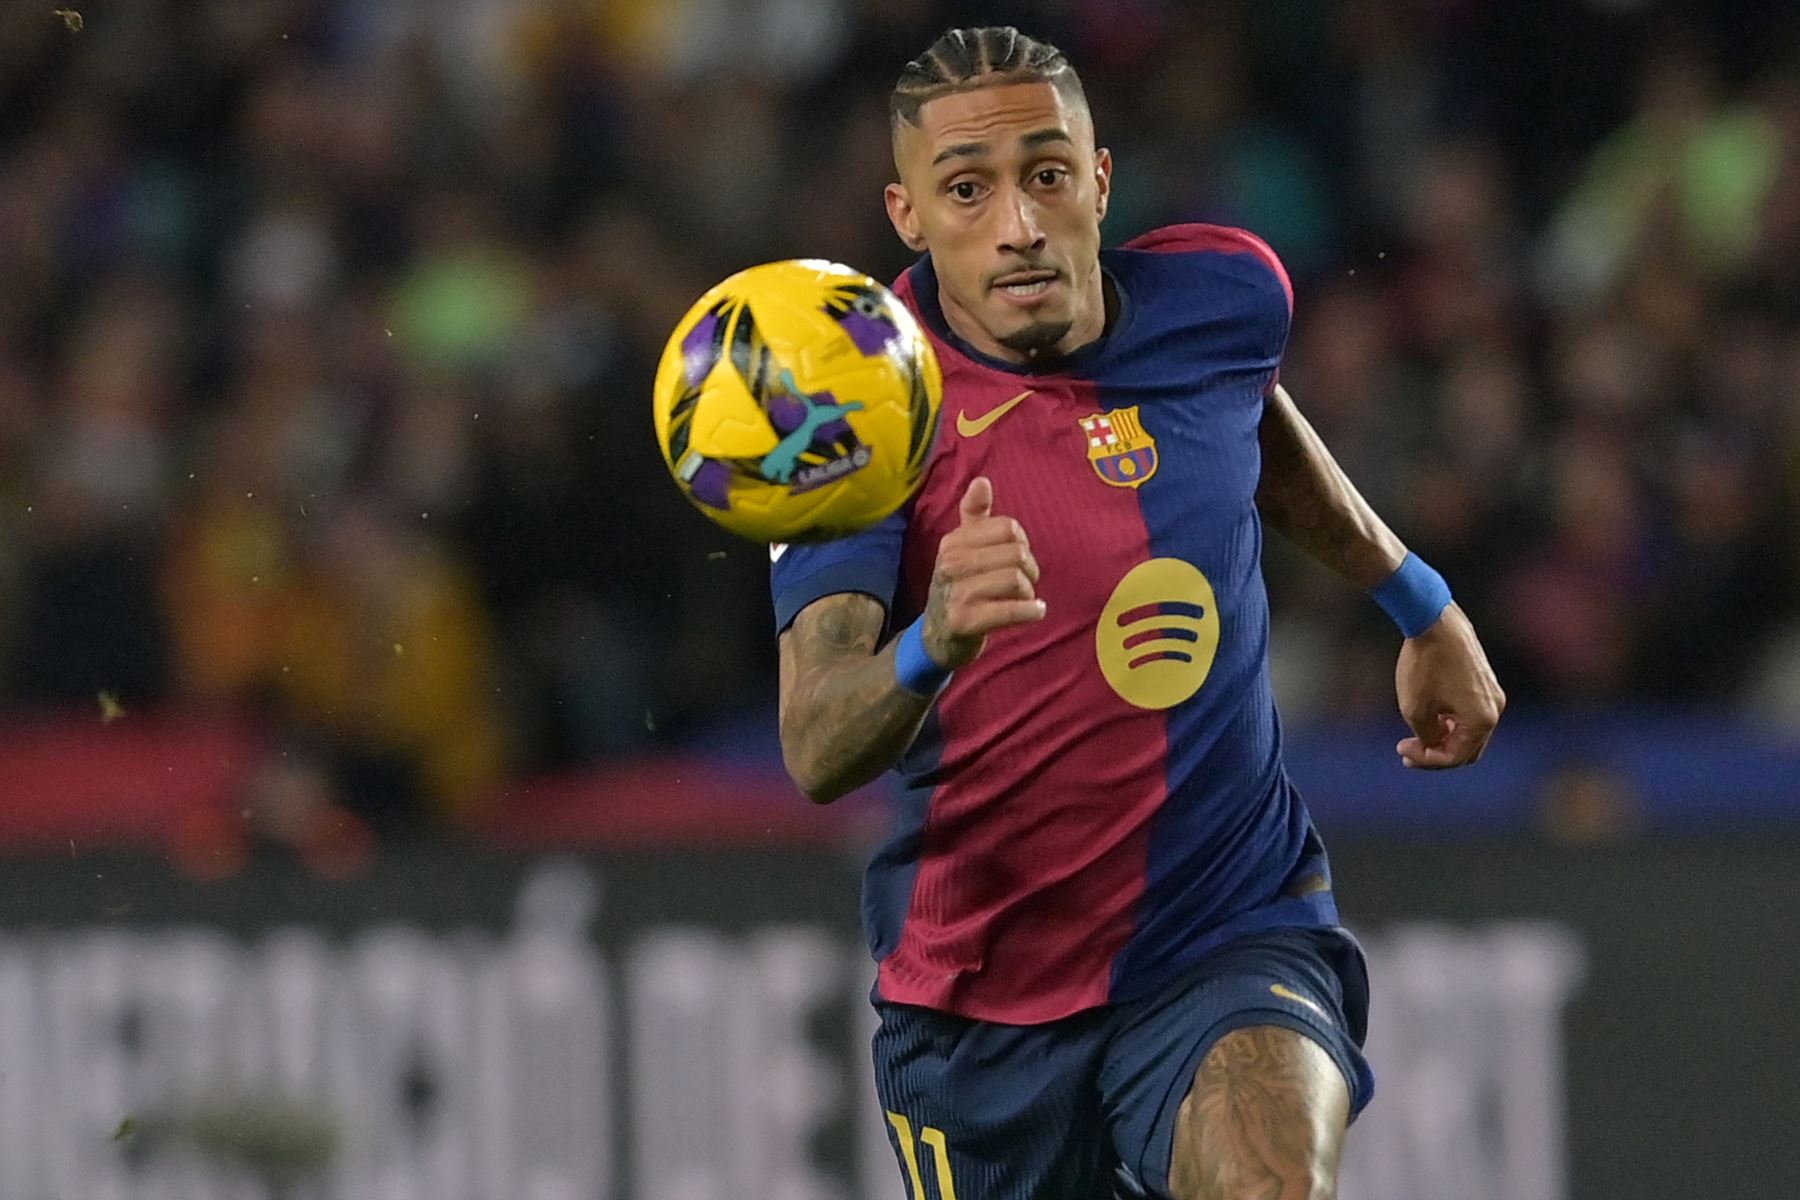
[991,269,1060,305]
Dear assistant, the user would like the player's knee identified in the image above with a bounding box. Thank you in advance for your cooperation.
[1173,1156,1336,1200]
[1169,1096,1337,1200]
[1198,1165,1335,1200]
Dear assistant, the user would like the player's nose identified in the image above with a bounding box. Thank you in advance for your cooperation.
[993,188,1047,257]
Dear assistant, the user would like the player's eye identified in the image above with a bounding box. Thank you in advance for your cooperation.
[1035,168,1069,187]
[949,181,981,203]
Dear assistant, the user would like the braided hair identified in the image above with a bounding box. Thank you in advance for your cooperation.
[889,26,1086,130]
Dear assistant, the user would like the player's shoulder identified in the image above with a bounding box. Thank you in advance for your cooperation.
[1121,222,1283,268]
[1116,223,1293,315]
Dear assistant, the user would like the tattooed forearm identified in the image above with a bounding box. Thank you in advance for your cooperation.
[1169,1025,1348,1200]
[1255,385,1406,591]
[778,593,933,804]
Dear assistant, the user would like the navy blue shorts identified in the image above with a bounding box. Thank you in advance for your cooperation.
[870,926,1375,1200]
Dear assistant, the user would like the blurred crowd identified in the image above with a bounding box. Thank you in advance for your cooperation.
[0,0,1796,835]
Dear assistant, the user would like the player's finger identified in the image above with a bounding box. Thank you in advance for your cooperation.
[962,598,1048,632]
[1403,707,1444,746]
[959,567,1037,604]
[1395,737,1460,769]
[959,476,994,524]
[968,541,1040,584]
[948,515,1032,551]
[1398,717,1489,768]
[1448,715,1497,764]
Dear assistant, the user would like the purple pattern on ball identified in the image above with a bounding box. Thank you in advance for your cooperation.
[793,385,852,447]
[689,459,732,509]
[835,309,896,357]
[681,312,722,388]
[768,381,853,449]
[764,388,806,436]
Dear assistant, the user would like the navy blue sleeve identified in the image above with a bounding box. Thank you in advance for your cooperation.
[769,511,906,634]
[1122,224,1292,393]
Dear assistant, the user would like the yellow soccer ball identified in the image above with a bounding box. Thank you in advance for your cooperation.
[652,259,942,543]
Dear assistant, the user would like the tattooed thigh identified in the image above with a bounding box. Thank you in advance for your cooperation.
[1166,1025,1349,1200]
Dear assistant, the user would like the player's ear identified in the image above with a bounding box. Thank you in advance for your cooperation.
[1093,147,1113,224]
[885,182,928,252]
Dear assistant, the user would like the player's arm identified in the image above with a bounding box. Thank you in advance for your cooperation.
[779,476,1045,803]
[1255,383,1505,768]
[780,595,932,804]
[1255,384,1406,590]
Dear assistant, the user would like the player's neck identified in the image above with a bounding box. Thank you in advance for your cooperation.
[939,268,1112,367]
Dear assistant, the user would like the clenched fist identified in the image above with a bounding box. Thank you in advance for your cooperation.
[921,476,1046,668]
[1394,602,1505,769]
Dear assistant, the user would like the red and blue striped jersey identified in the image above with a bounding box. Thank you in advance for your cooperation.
[771,225,1339,1024]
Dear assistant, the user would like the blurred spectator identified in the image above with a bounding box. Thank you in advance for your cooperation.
[10,278,179,704]
[170,745,376,881]
[1503,437,1648,699]
[390,189,532,375]
[1540,33,1782,307]
[276,500,506,831]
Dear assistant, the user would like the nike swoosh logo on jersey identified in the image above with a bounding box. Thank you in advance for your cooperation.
[956,390,1033,437]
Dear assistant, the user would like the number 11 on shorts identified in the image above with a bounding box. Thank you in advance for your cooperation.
[886,1111,959,1200]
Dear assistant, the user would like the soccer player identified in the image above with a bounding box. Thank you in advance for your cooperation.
[772,26,1504,1200]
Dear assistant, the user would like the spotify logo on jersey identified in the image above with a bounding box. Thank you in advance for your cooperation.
[1096,558,1222,709]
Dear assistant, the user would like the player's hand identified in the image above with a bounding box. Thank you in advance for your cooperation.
[1394,602,1505,769]
[921,476,1046,668]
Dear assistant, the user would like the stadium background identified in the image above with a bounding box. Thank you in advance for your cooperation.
[0,0,1796,1197]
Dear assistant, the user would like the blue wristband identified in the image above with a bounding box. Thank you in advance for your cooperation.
[1371,553,1452,638]
[894,617,953,696]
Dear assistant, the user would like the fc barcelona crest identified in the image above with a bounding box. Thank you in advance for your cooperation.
[1079,406,1158,488]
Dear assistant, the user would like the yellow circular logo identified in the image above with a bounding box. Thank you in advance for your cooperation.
[1096,558,1221,709]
